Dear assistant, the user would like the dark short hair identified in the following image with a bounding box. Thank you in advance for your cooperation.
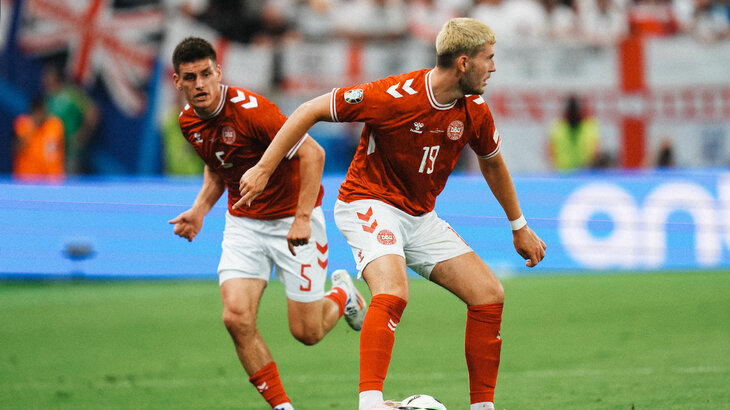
[172,37,217,74]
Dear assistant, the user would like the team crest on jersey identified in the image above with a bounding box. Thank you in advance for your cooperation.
[377,230,396,245]
[344,89,363,104]
[221,126,236,145]
[192,132,203,143]
[447,120,464,141]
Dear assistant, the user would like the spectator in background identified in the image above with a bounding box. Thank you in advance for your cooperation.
[160,94,205,176]
[672,0,697,31]
[578,0,629,46]
[469,0,548,46]
[627,0,680,37]
[12,96,65,182]
[654,137,676,167]
[332,0,409,41]
[251,0,300,45]
[407,0,463,44]
[548,94,602,171]
[295,0,337,41]
[543,0,579,41]
[686,0,730,42]
[41,64,99,175]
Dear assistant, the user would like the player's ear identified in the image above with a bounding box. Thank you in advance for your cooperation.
[172,73,182,91]
[456,55,469,73]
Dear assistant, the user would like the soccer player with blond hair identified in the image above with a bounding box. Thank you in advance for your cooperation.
[237,18,547,410]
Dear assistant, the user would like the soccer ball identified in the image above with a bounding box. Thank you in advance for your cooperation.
[397,394,447,410]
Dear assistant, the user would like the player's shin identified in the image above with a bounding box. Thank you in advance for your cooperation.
[358,294,407,407]
[465,303,503,404]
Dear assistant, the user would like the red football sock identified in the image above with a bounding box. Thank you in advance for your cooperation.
[249,362,290,409]
[359,294,407,392]
[325,286,348,317]
[465,303,503,404]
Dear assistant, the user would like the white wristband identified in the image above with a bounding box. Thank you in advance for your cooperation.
[510,214,527,231]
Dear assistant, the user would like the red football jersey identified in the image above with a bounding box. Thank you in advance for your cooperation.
[179,85,323,219]
[331,69,501,215]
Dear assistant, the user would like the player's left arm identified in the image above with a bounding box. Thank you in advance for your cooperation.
[478,153,546,267]
[286,135,325,255]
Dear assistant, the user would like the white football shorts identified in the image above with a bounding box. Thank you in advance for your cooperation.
[217,207,329,303]
[334,199,473,279]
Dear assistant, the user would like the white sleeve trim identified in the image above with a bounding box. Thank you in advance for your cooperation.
[330,88,339,122]
[286,134,309,160]
[478,144,501,160]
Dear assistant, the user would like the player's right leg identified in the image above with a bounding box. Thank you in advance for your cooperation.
[334,200,410,410]
[220,278,292,409]
[359,255,409,410]
[217,212,293,409]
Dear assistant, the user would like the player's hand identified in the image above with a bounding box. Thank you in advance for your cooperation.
[168,209,204,242]
[512,225,546,267]
[233,165,270,209]
[286,216,312,256]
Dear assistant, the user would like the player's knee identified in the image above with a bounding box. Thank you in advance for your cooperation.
[470,277,504,305]
[222,307,257,337]
[290,326,323,346]
[490,282,505,304]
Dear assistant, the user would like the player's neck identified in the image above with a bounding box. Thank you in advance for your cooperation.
[429,67,465,105]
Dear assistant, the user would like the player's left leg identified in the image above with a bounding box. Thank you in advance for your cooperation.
[286,293,343,345]
[286,268,367,345]
[277,207,364,344]
[430,252,504,410]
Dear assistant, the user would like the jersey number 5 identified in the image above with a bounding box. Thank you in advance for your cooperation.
[419,145,440,174]
[215,151,233,169]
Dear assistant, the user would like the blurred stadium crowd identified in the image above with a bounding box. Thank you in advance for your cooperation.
[2,0,729,178]
[182,0,730,46]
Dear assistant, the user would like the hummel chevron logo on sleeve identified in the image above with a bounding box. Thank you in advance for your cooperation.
[386,79,417,98]
[230,90,258,109]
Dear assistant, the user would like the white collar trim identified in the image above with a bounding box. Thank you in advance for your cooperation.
[425,69,456,110]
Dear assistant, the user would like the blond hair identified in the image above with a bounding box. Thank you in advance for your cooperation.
[435,18,496,68]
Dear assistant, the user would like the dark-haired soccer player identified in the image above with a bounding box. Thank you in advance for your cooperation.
[236,18,546,410]
[167,37,366,410]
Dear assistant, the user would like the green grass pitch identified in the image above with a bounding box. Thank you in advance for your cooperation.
[1,272,728,409]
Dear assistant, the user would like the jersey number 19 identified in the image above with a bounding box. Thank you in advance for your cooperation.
[419,145,440,174]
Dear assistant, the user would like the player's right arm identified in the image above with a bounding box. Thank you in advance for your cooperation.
[235,93,333,209]
[169,164,225,242]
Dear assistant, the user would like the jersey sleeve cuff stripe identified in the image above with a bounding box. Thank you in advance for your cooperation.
[478,144,501,160]
[286,134,309,159]
[330,88,339,122]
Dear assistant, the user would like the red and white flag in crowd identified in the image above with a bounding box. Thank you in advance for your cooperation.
[18,0,163,115]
